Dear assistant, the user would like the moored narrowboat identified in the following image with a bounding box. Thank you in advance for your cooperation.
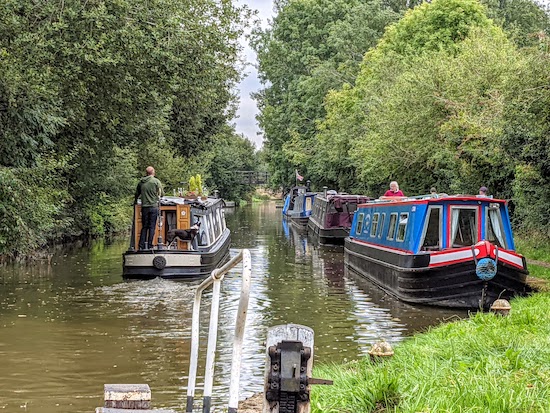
[123,196,230,279]
[344,193,530,309]
[308,188,371,245]
[282,185,317,228]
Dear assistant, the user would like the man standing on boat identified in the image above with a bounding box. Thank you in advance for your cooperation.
[134,166,164,250]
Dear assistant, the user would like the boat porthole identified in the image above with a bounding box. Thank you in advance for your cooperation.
[153,256,167,270]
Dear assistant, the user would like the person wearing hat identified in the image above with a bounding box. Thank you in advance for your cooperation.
[478,186,488,196]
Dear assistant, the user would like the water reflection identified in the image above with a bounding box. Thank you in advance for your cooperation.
[0,202,466,412]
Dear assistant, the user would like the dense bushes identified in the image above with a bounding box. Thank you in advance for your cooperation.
[256,0,550,238]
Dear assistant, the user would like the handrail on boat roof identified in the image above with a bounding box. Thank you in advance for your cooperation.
[369,193,496,203]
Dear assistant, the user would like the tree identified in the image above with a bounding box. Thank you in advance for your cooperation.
[252,0,400,189]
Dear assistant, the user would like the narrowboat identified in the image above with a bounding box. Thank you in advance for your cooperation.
[308,188,371,245]
[344,193,530,309]
[282,185,317,228]
[123,196,230,279]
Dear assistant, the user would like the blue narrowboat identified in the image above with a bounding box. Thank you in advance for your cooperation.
[282,185,317,228]
[345,194,530,309]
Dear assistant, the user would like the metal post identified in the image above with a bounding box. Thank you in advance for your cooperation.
[202,273,222,413]
[185,250,248,413]
[228,249,252,413]
[263,325,314,413]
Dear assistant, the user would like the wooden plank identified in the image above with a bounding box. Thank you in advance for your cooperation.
[104,384,151,409]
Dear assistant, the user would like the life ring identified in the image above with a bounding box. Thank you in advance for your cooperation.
[476,258,497,281]
[153,256,167,270]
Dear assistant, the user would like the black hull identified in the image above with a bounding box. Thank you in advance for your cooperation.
[123,230,231,280]
[307,219,348,245]
[344,238,530,309]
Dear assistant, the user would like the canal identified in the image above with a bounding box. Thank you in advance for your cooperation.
[0,201,466,412]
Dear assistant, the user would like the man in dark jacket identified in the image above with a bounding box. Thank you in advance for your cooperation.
[134,166,163,249]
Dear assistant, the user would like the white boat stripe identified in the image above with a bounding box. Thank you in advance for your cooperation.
[498,250,524,267]
[429,249,475,265]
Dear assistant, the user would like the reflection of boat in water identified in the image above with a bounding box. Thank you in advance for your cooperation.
[123,196,230,279]
[308,188,371,245]
[282,185,316,228]
[345,193,530,309]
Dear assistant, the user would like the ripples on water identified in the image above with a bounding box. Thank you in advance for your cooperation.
[0,202,466,412]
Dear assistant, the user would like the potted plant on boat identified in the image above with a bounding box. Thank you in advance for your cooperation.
[186,176,198,199]
[196,174,208,200]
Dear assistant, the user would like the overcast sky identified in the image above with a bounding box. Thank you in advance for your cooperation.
[233,1,274,149]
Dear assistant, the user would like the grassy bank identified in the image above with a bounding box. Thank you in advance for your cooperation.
[311,292,550,412]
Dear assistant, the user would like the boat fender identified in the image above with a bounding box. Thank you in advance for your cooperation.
[153,255,167,270]
[476,258,497,281]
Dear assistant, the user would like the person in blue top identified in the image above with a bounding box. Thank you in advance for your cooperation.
[134,166,164,250]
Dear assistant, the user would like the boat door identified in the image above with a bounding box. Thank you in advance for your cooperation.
[176,204,191,250]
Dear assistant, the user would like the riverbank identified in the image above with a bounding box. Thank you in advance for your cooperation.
[310,291,550,412]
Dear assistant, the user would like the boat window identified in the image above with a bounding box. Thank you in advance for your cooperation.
[370,213,380,237]
[486,206,506,248]
[387,213,398,240]
[196,217,208,246]
[420,206,442,251]
[209,215,216,243]
[306,196,313,212]
[450,207,478,247]
[355,213,364,234]
[214,208,223,238]
[348,203,358,213]
[378,213,386,238]
[396,213,408,242]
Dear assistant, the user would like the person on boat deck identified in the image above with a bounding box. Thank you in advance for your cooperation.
[478,186,488,196]
[134,166,164,250]
[384,181,404,197]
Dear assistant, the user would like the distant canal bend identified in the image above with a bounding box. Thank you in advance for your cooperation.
[0,202,465,412]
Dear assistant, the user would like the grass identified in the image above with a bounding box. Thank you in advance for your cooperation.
[311,292,550,412]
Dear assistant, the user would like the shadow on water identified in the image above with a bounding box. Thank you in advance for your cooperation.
[0,201,467,412]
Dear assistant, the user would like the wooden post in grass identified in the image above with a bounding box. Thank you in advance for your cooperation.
[263,324,314,413]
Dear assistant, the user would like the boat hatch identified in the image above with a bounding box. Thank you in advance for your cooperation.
[450,206,478,248]
[420,206,442,251]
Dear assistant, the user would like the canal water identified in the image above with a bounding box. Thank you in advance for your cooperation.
[0,202,466,412]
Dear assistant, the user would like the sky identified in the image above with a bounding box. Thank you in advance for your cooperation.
[232,1,274,149]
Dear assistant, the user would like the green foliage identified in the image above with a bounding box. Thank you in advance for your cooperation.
[481,0,550,47]
[252,0,401,189]
[188,176,197,194]
[0,157,72,259]
[0,0,252,257]
[204,128,258,202]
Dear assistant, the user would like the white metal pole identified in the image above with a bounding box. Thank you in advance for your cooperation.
[227,249,252,413]
[186,275,214,413]
[202,271,223,413]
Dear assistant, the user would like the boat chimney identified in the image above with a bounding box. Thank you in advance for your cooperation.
[306,180,311,192]
[214,190,220,199]
[323,186,328,198]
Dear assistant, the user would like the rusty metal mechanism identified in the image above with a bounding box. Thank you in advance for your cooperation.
[266,340,332,413]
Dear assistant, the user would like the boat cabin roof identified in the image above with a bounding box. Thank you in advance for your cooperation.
[359,194,505,208]
[158,196,224,209]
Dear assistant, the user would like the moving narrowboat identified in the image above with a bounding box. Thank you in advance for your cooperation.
[344,193,530,309]
[308,188,371,245]
[123,196,230,279]
[282,185,317,228]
